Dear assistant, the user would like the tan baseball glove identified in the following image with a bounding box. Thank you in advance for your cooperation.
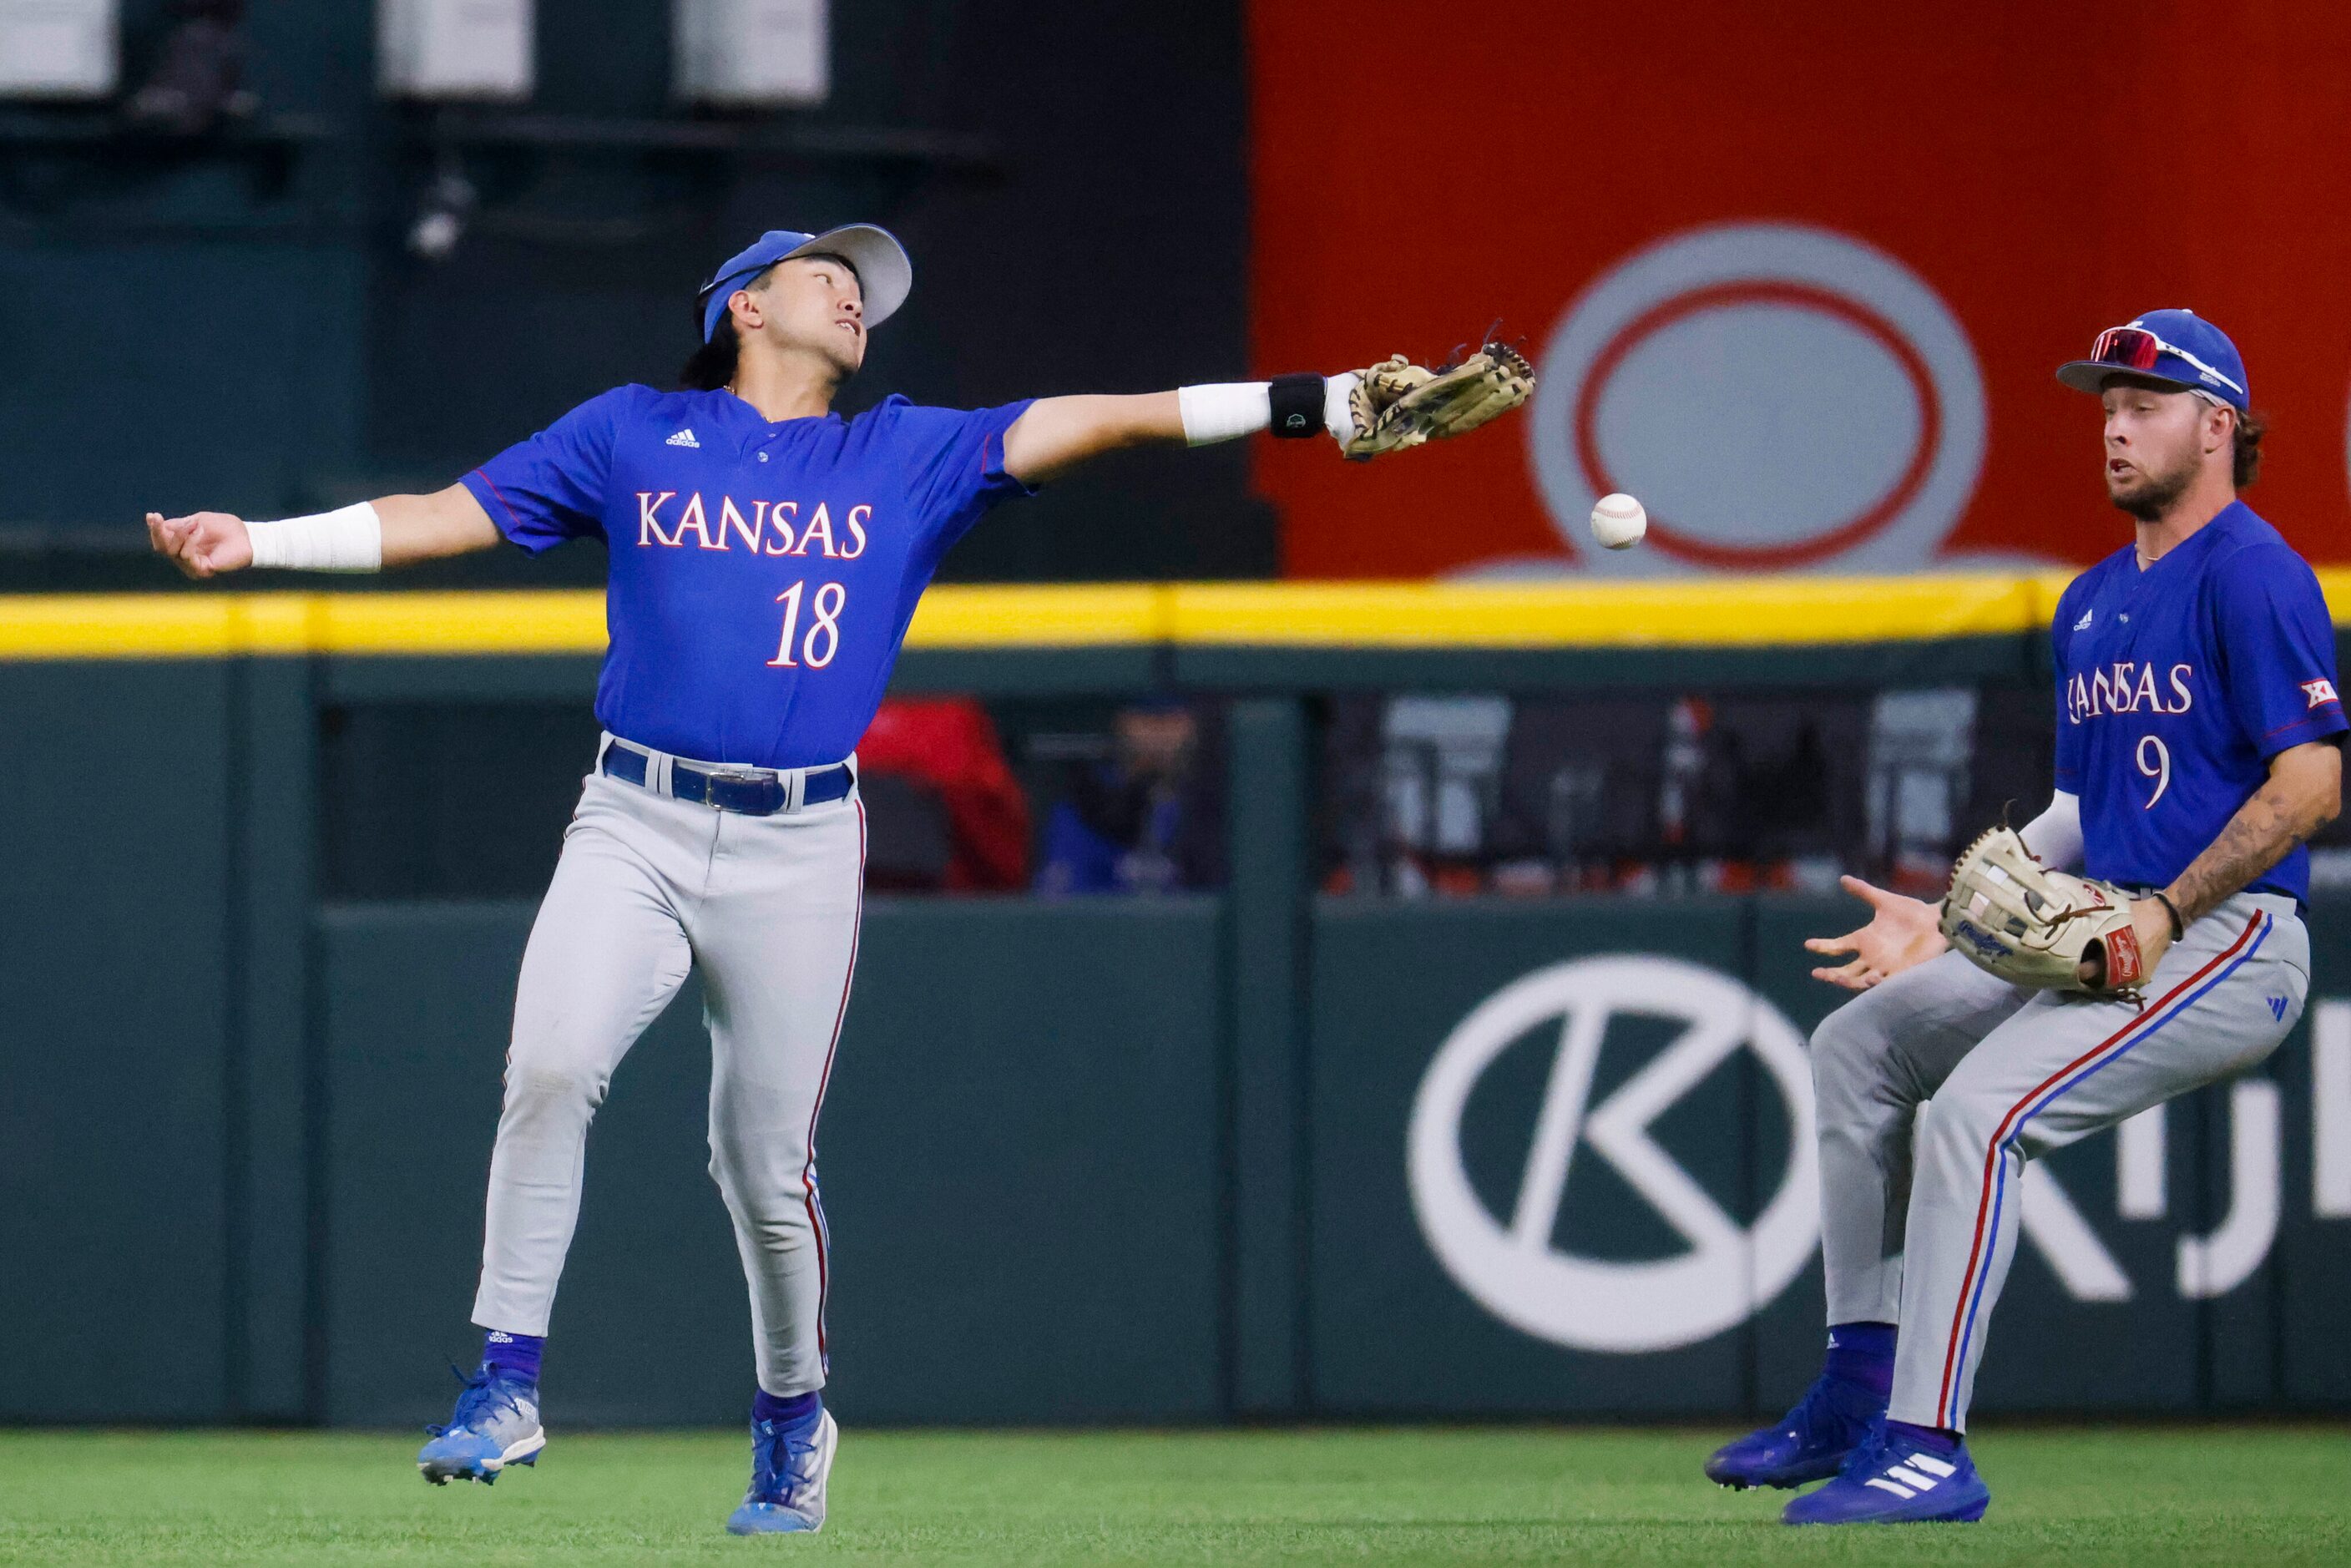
[1339,343,1535,461]
[1939,826,2149,999]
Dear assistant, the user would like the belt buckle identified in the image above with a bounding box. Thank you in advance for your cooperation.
[702,764,779,814]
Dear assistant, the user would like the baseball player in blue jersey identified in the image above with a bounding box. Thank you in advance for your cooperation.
[148,225,1529,1534]
[1704,310,2343,1524]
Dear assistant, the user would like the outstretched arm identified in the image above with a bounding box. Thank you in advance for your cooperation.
[147,483,501,579]
[999,392,1186,486]
[999,346,1534,484]
[1000,374,1356,486]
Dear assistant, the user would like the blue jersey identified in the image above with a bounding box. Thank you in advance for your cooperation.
[462,385,1035,768]
[2052,502,2345,903]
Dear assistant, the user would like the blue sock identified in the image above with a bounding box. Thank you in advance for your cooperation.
[1885,1419,1960,1454]
[754,1388,822,1426]
[1823,1321,1895,1398]
[481,1329,544,1385]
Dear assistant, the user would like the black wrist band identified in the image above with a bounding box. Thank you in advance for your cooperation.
[2154,891,2185,940]
[1268,372,1325,438]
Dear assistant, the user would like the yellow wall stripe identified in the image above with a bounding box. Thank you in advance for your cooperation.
[905,584,1170,646]
[0,571,2342,660]
[316,591,609,655]
[1166,575,2080,647]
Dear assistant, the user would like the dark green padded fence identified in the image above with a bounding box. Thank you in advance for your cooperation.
[3,652,2346,1425]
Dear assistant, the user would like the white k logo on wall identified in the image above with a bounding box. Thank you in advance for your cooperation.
[2056,996,2351,1302]
[1408,961,2351,1354]
[1406,955,1820,1353]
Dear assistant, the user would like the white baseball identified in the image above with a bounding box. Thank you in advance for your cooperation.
[1590,493,1646,550]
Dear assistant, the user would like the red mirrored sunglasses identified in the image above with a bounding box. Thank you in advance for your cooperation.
[2087,326,2246,398]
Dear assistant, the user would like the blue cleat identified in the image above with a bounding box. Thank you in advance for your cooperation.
[1782,1421,1990,1525]
[725,1404,838,1535]
[417,1364,545,1486]
[1705,1372,1884,1489]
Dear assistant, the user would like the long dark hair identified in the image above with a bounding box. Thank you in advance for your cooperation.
[679,260,777,391]
[678,326,740,392]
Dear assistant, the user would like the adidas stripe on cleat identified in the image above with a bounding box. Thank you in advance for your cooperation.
[1782,1422,1990,1525]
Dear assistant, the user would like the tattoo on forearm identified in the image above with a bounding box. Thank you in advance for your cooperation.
[2166,772,2333,923]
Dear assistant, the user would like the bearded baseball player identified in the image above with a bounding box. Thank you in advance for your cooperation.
[1704,310,2343,1525]
[147,225,1530,1535]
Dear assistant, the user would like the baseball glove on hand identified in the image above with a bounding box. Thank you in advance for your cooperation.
[1339,343,1535,461]
[1939,825,2149,999]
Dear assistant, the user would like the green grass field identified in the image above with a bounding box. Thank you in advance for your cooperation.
[0,1426,2343,1566]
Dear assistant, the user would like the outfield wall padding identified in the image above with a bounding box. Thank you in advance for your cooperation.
[3,627,2348,1424]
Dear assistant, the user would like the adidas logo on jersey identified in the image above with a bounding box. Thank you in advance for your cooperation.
[2270,995,2291,1021]
[666,428,700,448]
[2074,608,2095,631]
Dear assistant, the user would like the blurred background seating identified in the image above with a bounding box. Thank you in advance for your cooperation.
[857,695,1029,893]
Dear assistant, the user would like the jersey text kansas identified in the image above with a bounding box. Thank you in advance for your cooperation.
[463,386,1036,768]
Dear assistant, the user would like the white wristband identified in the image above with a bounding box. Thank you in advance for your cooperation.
[1177,376,1360,447]
[245,502,383,572]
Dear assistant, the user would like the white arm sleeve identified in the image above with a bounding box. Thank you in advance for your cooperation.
[1176,382,1272,446]
[245,502,383,573]
[2020,789,2083,869]
[1176,377,1358,446]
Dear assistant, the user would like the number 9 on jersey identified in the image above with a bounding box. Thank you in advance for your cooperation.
[2136,733,2170,808]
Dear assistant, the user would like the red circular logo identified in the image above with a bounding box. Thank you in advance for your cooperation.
[1571,281,1942,569]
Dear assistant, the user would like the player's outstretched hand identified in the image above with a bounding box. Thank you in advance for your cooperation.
[1805,874,1948,991]
[148,510,253,579]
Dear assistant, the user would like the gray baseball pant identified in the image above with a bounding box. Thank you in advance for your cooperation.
[469,737,866,1397]
[1808,892,2306,1430]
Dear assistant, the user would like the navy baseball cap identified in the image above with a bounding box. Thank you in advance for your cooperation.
[2055,308,2249,410]
[697,224,913,342]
